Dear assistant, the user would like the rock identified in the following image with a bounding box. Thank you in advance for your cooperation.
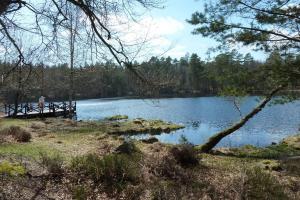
[141,137,159,144]
[133,119,144,125]
[112,123,120,127]
[162,127,171,133]
[106,115,128,121]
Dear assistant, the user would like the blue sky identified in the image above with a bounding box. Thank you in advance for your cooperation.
[138,0,266,61]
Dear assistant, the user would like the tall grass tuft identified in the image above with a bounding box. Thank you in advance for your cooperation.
[71,153,140,192]
[0,126,31,142]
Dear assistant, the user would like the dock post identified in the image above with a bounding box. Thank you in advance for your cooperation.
[25,103,27,115]
[63,102,67,118]
[53,103,56,116]
[8,105,11,116]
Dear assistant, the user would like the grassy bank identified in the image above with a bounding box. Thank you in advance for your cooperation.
[0,117,299,199]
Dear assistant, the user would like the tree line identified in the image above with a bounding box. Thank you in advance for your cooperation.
[1,50,299,104]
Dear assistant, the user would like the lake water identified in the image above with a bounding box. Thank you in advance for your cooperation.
[76,97,300,147]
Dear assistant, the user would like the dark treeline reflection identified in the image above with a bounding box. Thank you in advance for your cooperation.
[1,50,299,103]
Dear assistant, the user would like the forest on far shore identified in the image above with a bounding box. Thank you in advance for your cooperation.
[1,50,300,103]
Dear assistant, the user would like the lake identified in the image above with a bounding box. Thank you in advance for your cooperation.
[76,97,300,147]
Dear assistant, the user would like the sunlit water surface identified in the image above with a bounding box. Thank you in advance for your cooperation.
[76,97,300,147]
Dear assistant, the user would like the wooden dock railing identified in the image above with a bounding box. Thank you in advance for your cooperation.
[1,101,76,118]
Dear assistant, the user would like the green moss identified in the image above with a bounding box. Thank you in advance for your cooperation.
[229,143,300,159]
[202,153,259,170]
[0,161,26,176]
[0,119,31,129]
[0,143,60,159]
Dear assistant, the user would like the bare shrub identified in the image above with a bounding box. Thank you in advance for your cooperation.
[0,126,31,142]
[170,144,199,167]
[151,181,184,200]
[148,151,192,184]
[72,185,88,200]
[115,140,141,155]
[231,167,288,199]
[281,158,300,176]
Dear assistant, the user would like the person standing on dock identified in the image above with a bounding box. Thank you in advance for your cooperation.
[38,96,45,113]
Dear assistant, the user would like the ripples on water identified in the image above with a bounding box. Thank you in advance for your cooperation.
[76,97,300,147]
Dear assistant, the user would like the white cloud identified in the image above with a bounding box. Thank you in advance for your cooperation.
[165,44,187,58]
[109,15,185,60]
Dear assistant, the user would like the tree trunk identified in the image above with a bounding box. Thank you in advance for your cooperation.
[68,33,74,116]
[13,92,19,116]
[68,9,76,118]
[199,85,285,153]
[13,64,22,116]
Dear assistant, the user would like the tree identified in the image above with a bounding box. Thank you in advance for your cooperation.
[179,57,189,90]
[189,53,204,91]
[64,4,81,116]
[188,0,300,152]
[0,0,160,90]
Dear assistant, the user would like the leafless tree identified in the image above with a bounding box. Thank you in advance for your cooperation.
[0,0,162,84]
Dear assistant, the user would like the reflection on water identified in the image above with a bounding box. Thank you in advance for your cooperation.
[77,97,300,147]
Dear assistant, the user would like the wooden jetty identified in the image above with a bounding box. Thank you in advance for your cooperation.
[1,102,76,119]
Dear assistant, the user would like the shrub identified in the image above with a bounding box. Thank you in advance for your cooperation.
[71,153,140,192]
[0,126,31,142]
[170,144,199,167]
[115,140,141,155]
[233,167,288,199]
[122,185,145,200]
[149,153,191,183]
[178,135,189,145]
[72,186,88,200]
[40,152,64,176]
[151,181,184,200]
[0,161,26,176]
[280,158,300,176]
[14,130,31,142]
